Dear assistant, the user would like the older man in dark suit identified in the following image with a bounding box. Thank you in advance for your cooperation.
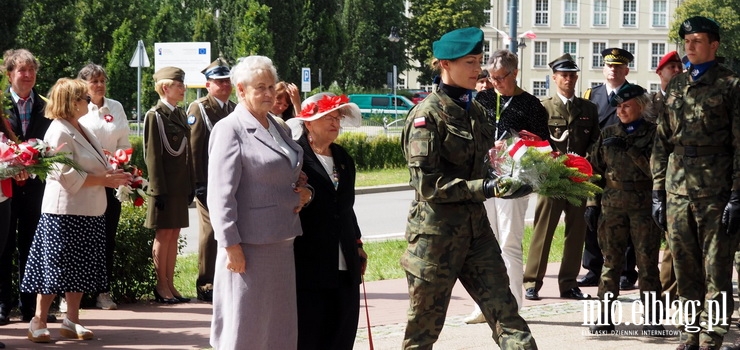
[0,49,54,325]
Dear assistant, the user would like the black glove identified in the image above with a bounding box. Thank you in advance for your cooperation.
[602,137,627,150]
[154,195,166,211]
[722,191,740,236]
[584,206,601,232]
[483,177,533,199]
[195,184,207,204]
[651,190,667,232]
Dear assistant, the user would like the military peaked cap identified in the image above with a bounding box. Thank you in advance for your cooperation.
[602,48,634,65]
[202,58,231,80]
[609,83,646,107]
[153,66,185,83]
[433,27,484,60]
[549,53,579,72]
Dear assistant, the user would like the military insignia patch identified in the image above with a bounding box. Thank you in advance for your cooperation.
[683,21,692,32]
[611,48,619,55]
[414,117,426,127]
[187,115,196,125]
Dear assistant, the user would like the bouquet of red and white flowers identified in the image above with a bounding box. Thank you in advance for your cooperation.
[489,130,602,205]
[0,135,81,181]
[106,148,148,207]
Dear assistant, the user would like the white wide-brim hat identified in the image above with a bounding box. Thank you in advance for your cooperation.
[294,92,362,128]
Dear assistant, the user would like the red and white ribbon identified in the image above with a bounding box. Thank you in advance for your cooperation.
[506,139,552,161]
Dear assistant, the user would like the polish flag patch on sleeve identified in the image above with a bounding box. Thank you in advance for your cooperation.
[414,117,426,128]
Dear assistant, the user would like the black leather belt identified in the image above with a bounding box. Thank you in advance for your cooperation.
[674,145,728,157]
[605,178,652,191]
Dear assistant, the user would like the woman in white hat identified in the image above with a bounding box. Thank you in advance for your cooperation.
[290,93,367,349]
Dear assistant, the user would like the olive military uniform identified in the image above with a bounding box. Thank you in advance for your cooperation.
[651,61,740,347]
[144,100,196,229]
[524,95,599,294]
[401,88,536,349]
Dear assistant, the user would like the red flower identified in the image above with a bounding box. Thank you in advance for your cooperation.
[133,196,145,207]
[563,154,593,183]
[104,114,114,123]
[299,94,350,118]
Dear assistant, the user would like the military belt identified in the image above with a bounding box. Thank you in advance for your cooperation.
[605,179,652,191]
[673,145,728,157]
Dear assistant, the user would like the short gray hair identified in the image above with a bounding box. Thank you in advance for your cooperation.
[487,50,518,72]
[231,56,278,87]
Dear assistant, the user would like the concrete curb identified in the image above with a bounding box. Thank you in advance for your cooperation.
[355,183,410,195]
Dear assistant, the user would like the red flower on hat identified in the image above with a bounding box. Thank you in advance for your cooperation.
[299,94,350,118]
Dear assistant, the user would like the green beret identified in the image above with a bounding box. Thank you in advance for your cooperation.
[433,27,484,60]
[679,16,720,40]
[549,53,579,72]
[609,83,646,107]
[601,48,634,65]
[153,66,185,83]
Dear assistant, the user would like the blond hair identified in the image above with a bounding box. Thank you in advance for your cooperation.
[154,79,175,97]
[45,78,88,120]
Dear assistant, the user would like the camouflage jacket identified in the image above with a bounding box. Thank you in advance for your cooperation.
[588,121,656,209]
[541,96,600,157]
[401,88,496,237]
[645,91,664,124]
[651,63,740,198]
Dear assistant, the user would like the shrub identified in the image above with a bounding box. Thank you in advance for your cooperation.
[129,136,147,177]
[336,132,405,170]
[111,202,156,303]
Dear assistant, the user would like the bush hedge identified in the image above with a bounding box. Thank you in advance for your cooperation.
[335,132,405,170]
[111,202,157,303]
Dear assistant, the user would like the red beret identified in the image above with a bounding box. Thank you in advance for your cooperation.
[656,51,681,72]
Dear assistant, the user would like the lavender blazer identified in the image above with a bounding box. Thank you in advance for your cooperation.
[207,103,304,246]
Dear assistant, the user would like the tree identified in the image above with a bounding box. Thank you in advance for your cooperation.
[232,0,275,59]
[262,0,301,82]
[406,0,489,84]
[294,0,345,90]
[193,8,220,61]
[340,0,407,89]
[672,0,740,69]
[107,19,140,116]
[0,0,24,53]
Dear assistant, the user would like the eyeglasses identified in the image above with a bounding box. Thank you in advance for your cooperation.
[488,71,512,83]
[78,95,91,103]
[323,114,344,123]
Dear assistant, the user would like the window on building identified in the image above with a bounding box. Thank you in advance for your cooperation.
[649,83,661,93]
[533,81,547,97]
[563,41,577,56]
[505,0,522,26]
[484,9,492,27]
[652,0,667,27]
[534,41,549,67]
[483,40,492,65]
[622,0,637,27]
[592,42,606,68]
[535,0,549,26]
[593,0,607,26]
[591,82,602,88]
[651,43,667,70]
[621,42,636,69]
[564,0,578,26]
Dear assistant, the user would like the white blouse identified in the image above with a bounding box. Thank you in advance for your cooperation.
[79,97,132,153]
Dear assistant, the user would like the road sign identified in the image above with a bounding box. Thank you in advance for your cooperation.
[129,40,150,68]
[153,42,211,88]
[301,67,311,92]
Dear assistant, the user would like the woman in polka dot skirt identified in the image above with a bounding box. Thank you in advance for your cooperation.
[20,78,131,343]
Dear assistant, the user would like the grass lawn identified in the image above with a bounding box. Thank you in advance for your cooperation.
[174,224,567,293]
[355,167,408,187]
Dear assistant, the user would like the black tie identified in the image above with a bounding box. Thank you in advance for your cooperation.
[565,100,573,115]
[609,91,616,103]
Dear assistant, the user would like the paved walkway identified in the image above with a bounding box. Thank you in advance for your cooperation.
[1,260,738,349]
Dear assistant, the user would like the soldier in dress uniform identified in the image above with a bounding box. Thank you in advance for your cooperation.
[651,16,740,350]
[523,54,599,301]
[579,48,639,291]
[400,27,536,349]
[187,58,236,302]
[587,84,664,334]
[145,66,196,304]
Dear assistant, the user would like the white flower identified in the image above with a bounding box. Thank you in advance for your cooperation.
[115,185,133,202]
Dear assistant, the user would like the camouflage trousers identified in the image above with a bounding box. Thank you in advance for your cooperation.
[400,228,537,349]
[597,205,662,321]
[668,194,737,348]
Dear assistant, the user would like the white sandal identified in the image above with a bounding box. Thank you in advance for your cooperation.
[27,317,52,343]
[60,318,94,340]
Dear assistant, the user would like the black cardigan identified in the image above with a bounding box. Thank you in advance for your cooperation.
[294,134,362,289]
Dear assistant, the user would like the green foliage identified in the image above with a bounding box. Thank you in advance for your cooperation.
[233,0,275,58]
[0,0,23,52]
[672,0,740,67]
[111,203,156,302]
[263,0,301,82]
[294,0,345,92]
[407,0,489,84]
[129,136,147,177]
[193,9,219,60]
[514,150,603,206]
[336,132,405,170]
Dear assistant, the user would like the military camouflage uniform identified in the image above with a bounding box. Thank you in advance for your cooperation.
[524,96,599,294]
[401,88,537,349]
[589,121,662,321]
[646,91,664,124]
[651,63,740,347]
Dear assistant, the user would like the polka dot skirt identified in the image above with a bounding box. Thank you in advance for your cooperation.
[21,213,108,294]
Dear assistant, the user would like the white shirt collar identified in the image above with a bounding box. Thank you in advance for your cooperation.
[160,99,176,111]
[556,92,574,106]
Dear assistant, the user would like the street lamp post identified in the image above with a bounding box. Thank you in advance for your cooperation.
[388,27,401,121]
[518,40,526,87]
